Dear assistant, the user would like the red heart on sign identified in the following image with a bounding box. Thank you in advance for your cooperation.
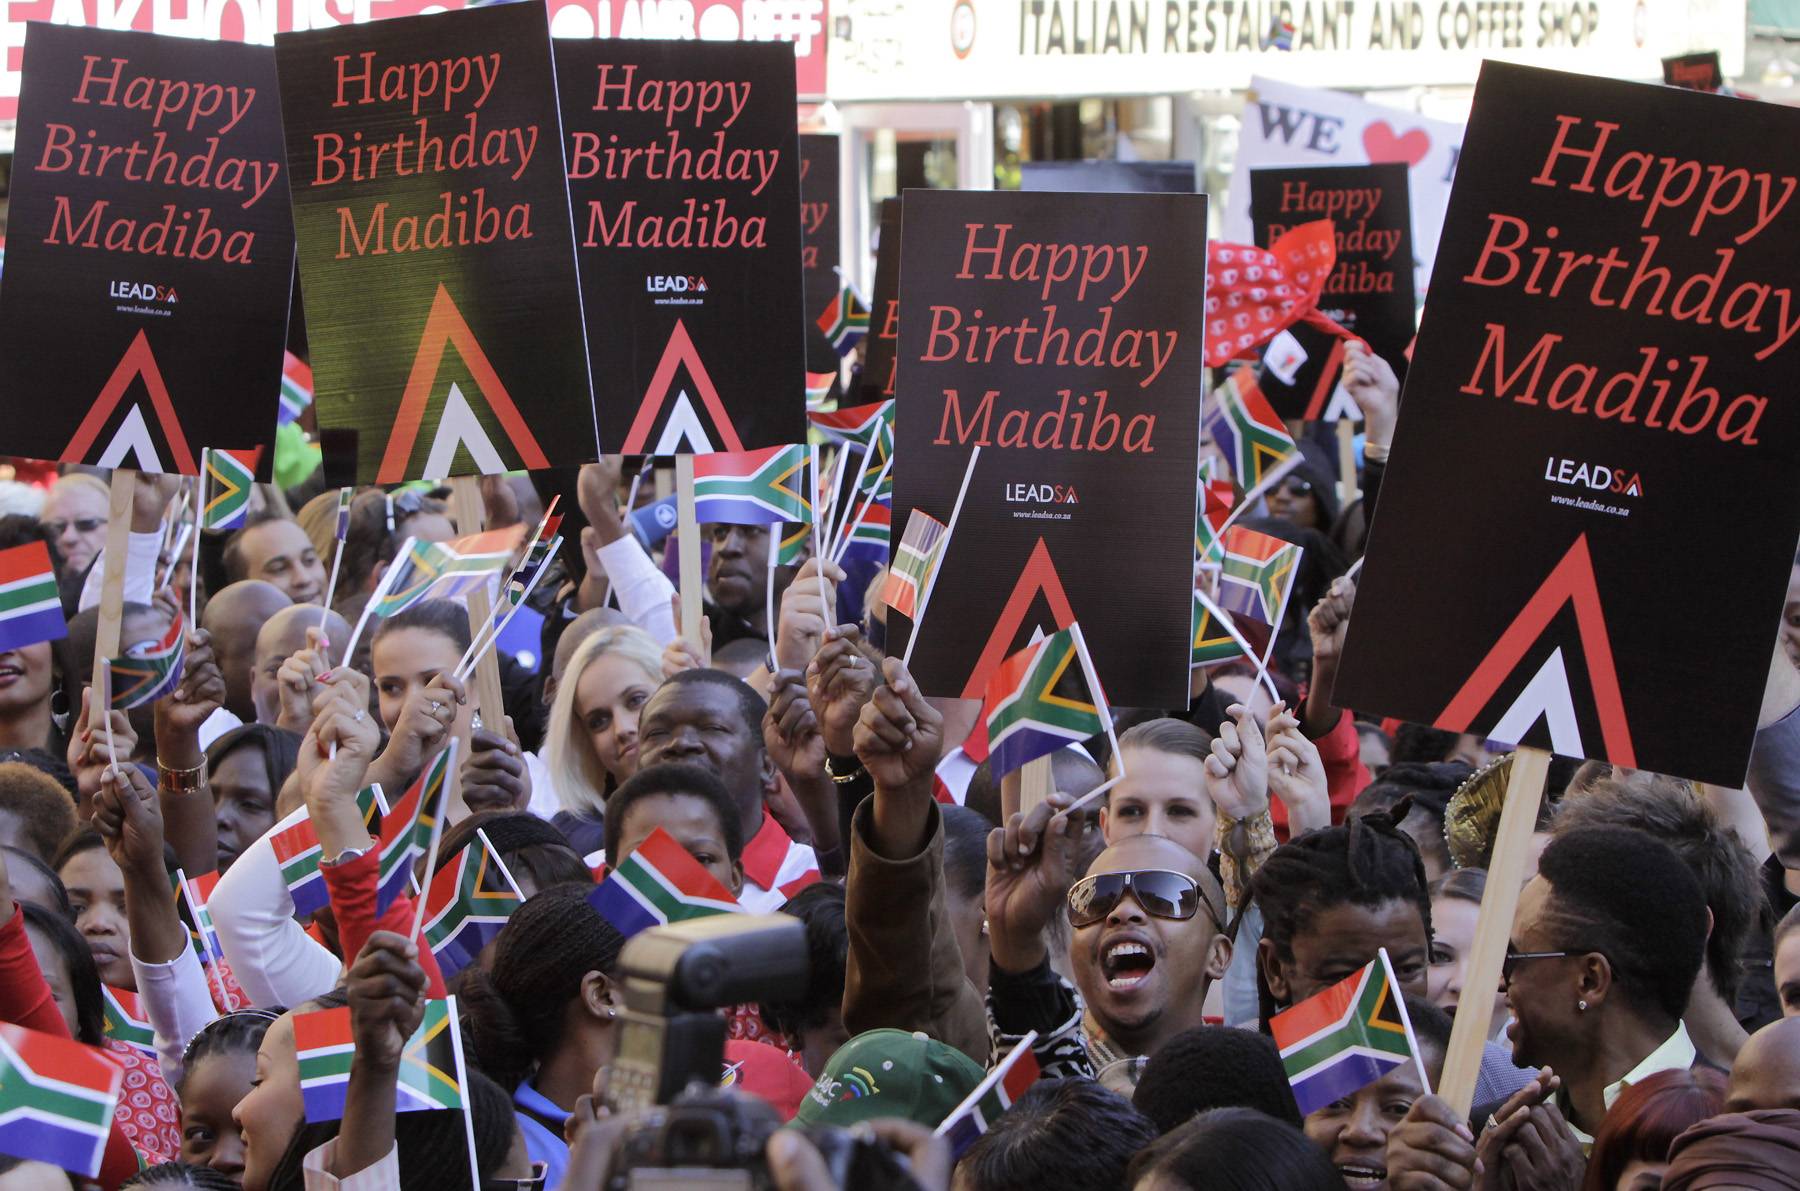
[1363,120,1431,166]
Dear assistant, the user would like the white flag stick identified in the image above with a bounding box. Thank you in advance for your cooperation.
[902,445,980,668]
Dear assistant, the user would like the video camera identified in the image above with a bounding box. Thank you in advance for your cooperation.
[602,914,921,1190]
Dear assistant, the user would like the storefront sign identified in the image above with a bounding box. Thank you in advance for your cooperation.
[827,0,1742,99]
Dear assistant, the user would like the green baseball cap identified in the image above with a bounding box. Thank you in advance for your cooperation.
[791,1029,984,1130]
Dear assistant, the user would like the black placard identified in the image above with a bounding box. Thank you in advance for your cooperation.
[1250,163,1416,419]
[799,133,840,400]
[557,38,804,455]
[890,189,1208,707]
[1663,52,1724,92]
[275,2,595,485]
[1334,63,1800,787]
[859,196,901,403]
[0,24,293,477]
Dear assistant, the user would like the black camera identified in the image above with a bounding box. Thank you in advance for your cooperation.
[608,1086,918,1191]
[604,913,810,1113]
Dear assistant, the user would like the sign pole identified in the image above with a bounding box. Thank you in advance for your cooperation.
[1437,745,1551,1117]
[1336,419,1360,507]
[447,479,505,731]
[675,455,705,658]
[91,469,137,696]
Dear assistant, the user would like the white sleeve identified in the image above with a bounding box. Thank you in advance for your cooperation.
[129,944,218,1085]
[302,1140,402,1191]
[78,526,164,613]
[596,535,677,646]
[211,820,342,1009]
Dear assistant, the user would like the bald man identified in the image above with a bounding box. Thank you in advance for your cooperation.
[1728,1017,1800,1112]
[202,581,292,722]
[253,603,352,727]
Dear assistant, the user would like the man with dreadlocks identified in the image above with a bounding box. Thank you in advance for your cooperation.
[1251,807,1533,1108]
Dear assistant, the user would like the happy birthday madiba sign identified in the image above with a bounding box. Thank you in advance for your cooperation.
[1336,62,1800,786]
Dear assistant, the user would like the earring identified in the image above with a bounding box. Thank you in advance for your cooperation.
[1577,999,1588,1011]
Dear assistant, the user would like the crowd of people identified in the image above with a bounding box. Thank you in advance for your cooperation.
[0,351,1798,1191]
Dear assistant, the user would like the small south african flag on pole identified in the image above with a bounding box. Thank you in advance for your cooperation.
[692,445,812,526]
[983,624,1109,780]
[879,510,948,620]
[374,743,455,916]
[805,371,836,409]
[106,611,186,710]
[842,501,892,557]
[587,826,741,940]
[423,829,525,982]
[269,787,386,917]
[1217,526,1301,629]
[101,985,156,1056]
[333,487,353,542]
[0,542,67,653]
[1203,368,1298,497]
[371,526,524,619]
[1270,949,1428,1116]
[296,997,468,1123]
[816,282,870,355]
[279,352,314,426]
[934,1033,1042,1159]
[202,448,258,531]
[0,1022,124,1178]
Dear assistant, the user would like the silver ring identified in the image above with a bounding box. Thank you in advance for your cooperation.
[353,709,366,723]
[429,700,444,715]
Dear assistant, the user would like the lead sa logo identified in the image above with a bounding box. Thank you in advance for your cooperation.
[950,0,976,59]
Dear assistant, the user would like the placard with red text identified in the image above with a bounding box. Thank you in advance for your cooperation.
[556,38,804,455]
[275,2,595,483]
[890,189,1208,707]
[0,24,292,476]
[1335,62,1800,786]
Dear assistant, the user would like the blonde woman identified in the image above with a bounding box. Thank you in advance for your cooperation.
[542,624,665,860]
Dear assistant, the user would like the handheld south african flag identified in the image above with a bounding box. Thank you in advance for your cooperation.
[692,445,811,526]
[816,281,870,355]
[983,624,1109,781]
[805,371,836,409]
[1217,527,1301,629]
[1195,457,1235,569]
[934,1033,1042,1160]
[0,1022,124,1178]
[333,487,353,542]
[0,542,68,653]
[296,996,468,1123]
[423,829,525,982]
[101,985,155,1056]
[842,501,892,559]
[587,826,742,940]
[279,352,314,426]
[175,869,249,1011]
[106,610,185,709]
[269,787,386,917]
[201,447,258,531]
[879,510,948,620]
[808,400,893,455]
[371,526,525,618]
[1203,368,1298,497]
[775,522,810,567]
[1271,950,1427,1116]
[374,744,455,916]
[1192,588,1268,668]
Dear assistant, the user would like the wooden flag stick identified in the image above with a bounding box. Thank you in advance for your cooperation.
[448,479,505,729]
[92,469,138,698]
[1336,419,1360,507]
[675,455,705,656]
[1437,745,1552,1117]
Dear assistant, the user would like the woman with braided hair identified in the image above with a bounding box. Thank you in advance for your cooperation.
[459,884,625,1191]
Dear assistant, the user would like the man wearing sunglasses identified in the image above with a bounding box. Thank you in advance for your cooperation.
[986,796,1233,1082]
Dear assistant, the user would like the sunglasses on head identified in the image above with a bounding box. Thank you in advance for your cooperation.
[1276,477,1314,497]
[1067,869,1217,930]
[484,1163,549,1191]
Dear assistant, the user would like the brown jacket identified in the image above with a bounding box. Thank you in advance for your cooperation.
[841,797,990,1065]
